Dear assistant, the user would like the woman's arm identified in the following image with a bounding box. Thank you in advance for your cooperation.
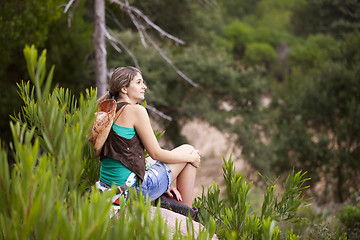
[131,105,200,166]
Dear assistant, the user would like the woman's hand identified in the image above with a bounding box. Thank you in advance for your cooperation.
[166,186,183,202]
[190,149,201,168]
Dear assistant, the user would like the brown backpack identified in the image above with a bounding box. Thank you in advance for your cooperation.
[89,99,117,156]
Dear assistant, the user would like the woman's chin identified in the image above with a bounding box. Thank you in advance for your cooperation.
[135,97,145,103]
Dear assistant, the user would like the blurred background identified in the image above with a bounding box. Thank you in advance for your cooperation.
[1,0,359,237]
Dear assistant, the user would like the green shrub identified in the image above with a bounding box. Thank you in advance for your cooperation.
[224,20,255,56]
[243,42,277,67]
[289,34,338,70]
[339,204,360,239]
[224,20,255,46]
[194,155,311,239]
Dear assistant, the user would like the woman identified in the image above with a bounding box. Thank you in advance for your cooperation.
[97,66,201,208]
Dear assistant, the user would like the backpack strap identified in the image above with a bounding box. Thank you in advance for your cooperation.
[113,102,130,123]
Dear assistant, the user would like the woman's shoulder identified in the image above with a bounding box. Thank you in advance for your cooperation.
[125,104,149,126]
[115,103,148,127]
[124,104,148,116]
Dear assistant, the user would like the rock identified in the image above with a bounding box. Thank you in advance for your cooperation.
[150,206,218,239]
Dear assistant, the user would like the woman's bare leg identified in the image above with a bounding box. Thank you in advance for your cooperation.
[166,144,198,207]
[176,163,196,207]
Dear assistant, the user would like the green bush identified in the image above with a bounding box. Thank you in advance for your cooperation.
[224,20,255,46]
[243,42,277,67]
[289,34,338,70]
[194,155,312,239]
[339,204,360,239]
[224,20,255,56]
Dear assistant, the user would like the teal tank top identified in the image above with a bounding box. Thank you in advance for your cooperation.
[99,123,136,186]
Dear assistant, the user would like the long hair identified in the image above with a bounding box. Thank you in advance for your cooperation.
[97,66,142,103]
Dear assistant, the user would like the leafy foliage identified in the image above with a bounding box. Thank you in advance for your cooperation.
[45,0,94,92]
[244,42,277,67]
[291,0,360,37]
[217,0,261,21]
[339,203,360,239]
[223,20,255,56]
[288,34,339,69]
[254,31,360,202]
[194,155,311,239]
[0,0,63,70]
[0,0,94,145]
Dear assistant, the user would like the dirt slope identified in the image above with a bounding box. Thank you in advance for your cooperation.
[180,119,250,198]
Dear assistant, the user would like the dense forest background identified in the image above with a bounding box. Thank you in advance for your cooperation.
[1,0,360,237]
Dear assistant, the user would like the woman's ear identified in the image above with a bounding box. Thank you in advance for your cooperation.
[121,86,127,94]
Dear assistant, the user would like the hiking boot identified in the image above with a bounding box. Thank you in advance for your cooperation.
[154,194,198,221]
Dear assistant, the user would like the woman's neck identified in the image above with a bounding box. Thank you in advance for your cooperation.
[116,97,135,105]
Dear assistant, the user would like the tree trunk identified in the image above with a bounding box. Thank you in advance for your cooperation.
[336,163,344,202]
[94,0,108,97]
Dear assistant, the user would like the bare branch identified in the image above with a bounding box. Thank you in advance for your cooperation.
[146,105,173,121]
[109,41,122,53]
[67,9,74,27]
[63,0,80,27]
[201,0,218,8]
[106,7,126,31]
[63,0,75,13]
[106,0,198,87]
[108,0,185,45]
[142,30,199,87]
[125,0,147,47]
[103,26,141,69]
[129,7,185,45]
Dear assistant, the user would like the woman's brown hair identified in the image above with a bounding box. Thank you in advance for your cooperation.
[97,66,142,102]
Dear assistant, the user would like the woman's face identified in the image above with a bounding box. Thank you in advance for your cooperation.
[125,72,147,103]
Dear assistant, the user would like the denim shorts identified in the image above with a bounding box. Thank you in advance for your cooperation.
[132,161,172,202]
[98,161,172,203]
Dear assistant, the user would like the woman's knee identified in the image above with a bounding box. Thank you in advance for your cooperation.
[171,144,196,155]
[179,144,195,153]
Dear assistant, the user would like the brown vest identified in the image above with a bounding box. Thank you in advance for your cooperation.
[100,102,145,180]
